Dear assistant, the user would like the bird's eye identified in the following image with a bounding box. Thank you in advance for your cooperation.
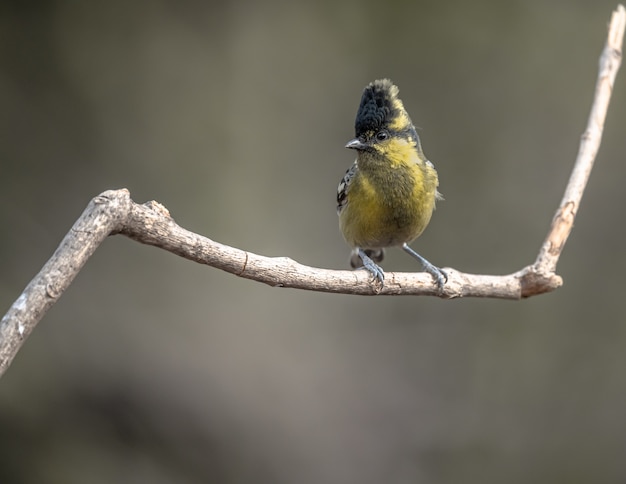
[376,130,389,141]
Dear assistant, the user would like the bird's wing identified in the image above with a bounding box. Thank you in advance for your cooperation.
[337,161,357,215]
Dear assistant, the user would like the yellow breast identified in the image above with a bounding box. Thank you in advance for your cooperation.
[339,151,438,249]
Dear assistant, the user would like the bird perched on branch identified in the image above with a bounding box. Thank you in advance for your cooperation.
[337,79,447,288]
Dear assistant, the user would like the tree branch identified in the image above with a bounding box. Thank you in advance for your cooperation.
[1,5,624,377]
[534,5,626,275]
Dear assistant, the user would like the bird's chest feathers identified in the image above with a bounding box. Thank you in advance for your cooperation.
[355,158,426,220]
[344,153,437,248]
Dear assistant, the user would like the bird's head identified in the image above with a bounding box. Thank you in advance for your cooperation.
[346,79,422,161]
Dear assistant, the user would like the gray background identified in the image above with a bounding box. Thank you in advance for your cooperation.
[1,1,625,483]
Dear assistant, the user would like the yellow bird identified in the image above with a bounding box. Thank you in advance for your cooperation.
[337,79,446,288]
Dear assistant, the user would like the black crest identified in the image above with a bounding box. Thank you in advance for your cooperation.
[354,79,399,136]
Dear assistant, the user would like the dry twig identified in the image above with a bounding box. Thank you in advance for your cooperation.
[0,6,624,376]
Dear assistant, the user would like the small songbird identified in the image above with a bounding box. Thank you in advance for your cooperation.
[337,79,447,288]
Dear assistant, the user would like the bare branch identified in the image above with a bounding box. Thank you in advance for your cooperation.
[0,6,624,377]
[535,5,625,274]
[0,191,131,375]
[118,190,558,298]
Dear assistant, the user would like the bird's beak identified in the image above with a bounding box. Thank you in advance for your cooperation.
[345,138,367,151]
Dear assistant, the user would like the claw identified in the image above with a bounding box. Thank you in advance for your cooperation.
[402,243,446,290]
[423,262,447,290]
[357,248,385,286]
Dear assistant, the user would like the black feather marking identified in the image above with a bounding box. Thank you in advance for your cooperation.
[354,79,400,136]
[336,161,357,214]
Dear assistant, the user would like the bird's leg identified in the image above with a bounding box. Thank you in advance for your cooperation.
[356,248,385,285]
[401,243,447,289]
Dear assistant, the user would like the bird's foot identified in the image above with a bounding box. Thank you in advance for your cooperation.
[421,260,448,290]
[401,243,447,291]
[357,248,385,287]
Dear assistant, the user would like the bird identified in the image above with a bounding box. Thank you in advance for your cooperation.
[337,79,447,288]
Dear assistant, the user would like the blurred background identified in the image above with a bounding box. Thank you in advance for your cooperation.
[1,0,625,482]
